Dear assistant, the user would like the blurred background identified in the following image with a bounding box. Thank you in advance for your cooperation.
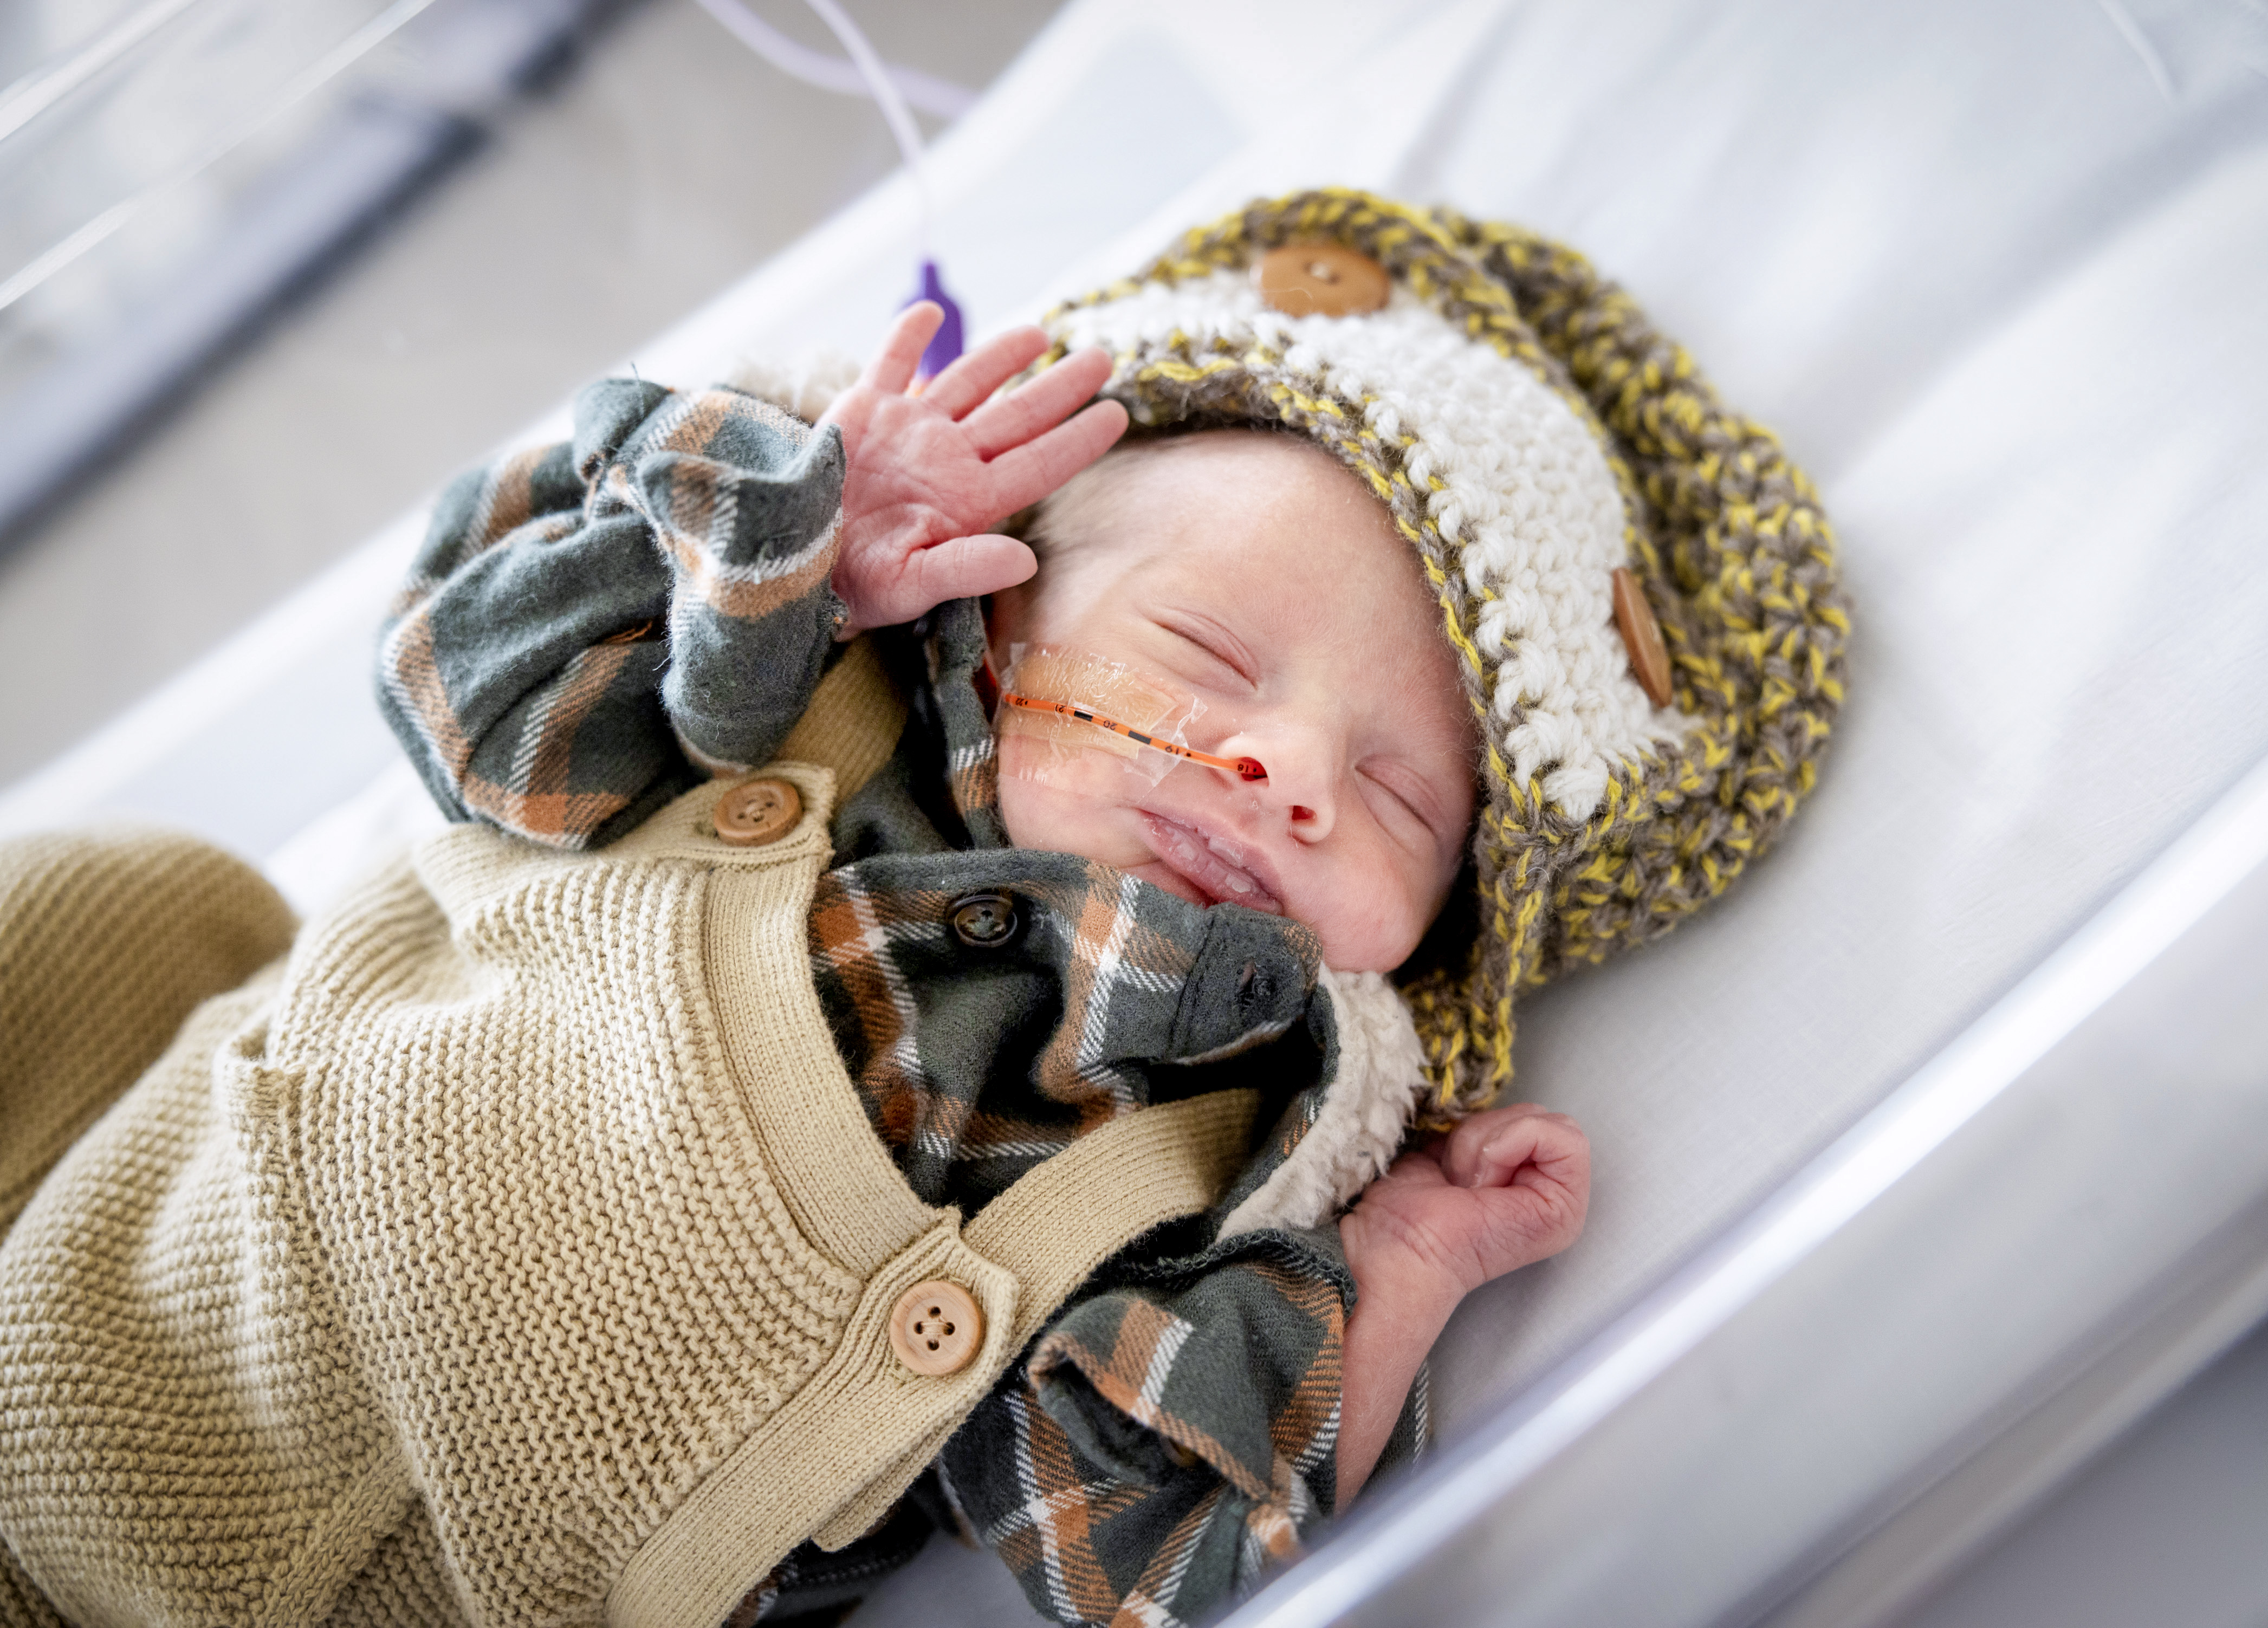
[0,0,1056,789]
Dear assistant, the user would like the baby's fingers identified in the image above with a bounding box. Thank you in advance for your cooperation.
[858,302,947,397]
[1443,1107,1588,1192]
[985,398,1131,514]
[876,534,1038,630]
[1468,1166,1590,1272]
[960,348,1114,460]
[920,325,1052,420]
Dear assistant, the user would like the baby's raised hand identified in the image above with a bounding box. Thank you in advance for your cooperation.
[1339,1104,1592,1310]
[819,302,1128,639]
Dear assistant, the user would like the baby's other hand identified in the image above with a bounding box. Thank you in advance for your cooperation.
[1339,1104,1591,1313]
[819,302,1127,639]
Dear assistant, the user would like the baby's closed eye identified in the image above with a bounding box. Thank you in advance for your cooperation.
[1151,611,1260,690]
[1357,760,1452,844]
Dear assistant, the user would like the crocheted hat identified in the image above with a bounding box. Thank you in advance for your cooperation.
[1036,189,1849,1126]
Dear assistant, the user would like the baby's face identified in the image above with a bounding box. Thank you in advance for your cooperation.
[989,430,1476,972]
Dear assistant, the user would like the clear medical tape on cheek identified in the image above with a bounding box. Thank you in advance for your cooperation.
[995,644,1267,787]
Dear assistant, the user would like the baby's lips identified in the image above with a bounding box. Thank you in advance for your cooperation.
[1138,812,1285,914]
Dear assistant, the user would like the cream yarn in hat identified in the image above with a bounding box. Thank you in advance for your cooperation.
[1036,189,1849,1124]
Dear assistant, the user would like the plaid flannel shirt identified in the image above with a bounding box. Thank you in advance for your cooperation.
[378,380,1427,1628]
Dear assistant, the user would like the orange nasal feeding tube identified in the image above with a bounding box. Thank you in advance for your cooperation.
[996,691,1268,783]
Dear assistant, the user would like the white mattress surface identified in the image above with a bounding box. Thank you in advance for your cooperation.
[5,1,2264,1618]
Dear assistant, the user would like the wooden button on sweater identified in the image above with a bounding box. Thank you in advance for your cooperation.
[889,1281,983,1376]
[714,777,801,846]
[1252,243,1391,317]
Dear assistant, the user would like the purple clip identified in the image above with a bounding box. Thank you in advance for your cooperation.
[910,259,964,381]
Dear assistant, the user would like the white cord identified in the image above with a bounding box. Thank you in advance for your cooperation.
[795,0,934,251]
[692,0,959,304]
[685,0,976,120]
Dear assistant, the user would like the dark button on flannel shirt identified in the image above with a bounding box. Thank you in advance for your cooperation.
[379,379,1425,1628]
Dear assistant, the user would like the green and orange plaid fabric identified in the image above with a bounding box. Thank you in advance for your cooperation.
[378,378,846,850]
[809,846,1323,1213]
[938,1244,1372,1627]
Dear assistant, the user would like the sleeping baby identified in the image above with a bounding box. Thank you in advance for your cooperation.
[0,190,1845,1628]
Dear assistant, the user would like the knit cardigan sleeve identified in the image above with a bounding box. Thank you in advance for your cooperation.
[375,378,847,849]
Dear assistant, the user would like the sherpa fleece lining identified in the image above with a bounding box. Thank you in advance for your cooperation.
[1217,966,1430,1237]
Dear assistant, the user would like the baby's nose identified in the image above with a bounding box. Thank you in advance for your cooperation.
[1221,719,1338,842]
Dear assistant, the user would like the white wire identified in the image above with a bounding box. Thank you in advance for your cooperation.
[692,0,944,254]
[683,0,976,120]
[797,0,933,249]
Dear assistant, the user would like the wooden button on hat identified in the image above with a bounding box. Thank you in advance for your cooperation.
[1252,242,1391,317]
[1611,568,1674,707]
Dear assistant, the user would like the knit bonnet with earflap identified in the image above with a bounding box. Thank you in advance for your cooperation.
[1035,189,1849,1128]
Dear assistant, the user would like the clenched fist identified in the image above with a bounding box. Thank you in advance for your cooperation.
[1334,1104,1591,1502]
[1340,1104,1591,1303]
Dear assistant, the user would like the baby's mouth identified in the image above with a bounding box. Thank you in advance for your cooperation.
[1138,813,1284,914]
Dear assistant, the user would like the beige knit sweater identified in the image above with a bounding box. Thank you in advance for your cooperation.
[0,766,1256,1628]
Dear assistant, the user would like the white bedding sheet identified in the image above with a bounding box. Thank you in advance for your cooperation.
[5,0,2264,1617]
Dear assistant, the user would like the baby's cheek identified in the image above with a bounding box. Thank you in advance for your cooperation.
[992,765,1058,853]
[1306,852,1433,972]
[994,760,1144,871]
